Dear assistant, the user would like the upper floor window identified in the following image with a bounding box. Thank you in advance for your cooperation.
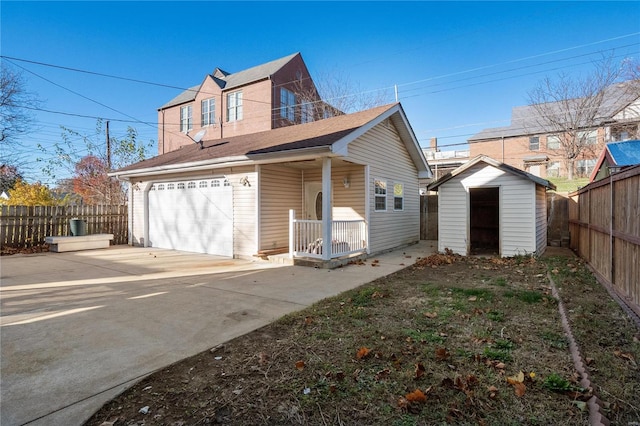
[578,130,597,145]
[374,179,387,211]
[280,88,296,121]
[180,105,193,133]
[201,98,215,126]
[529,136,539,151]
[301,102,313,124]
[547,135,560,150]
[227,91,243,122]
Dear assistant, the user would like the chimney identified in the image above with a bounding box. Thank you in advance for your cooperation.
[430,137,438,151]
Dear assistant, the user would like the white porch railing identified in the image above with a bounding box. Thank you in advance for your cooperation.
[289,210,367,259]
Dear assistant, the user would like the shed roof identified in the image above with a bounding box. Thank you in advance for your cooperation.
[159,53,300,110]
[113,103,432,179]
[427,155,556,191]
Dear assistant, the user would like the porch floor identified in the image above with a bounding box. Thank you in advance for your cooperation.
[259,251,369,269]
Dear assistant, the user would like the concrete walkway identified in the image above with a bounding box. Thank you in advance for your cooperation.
[0,241,437,426]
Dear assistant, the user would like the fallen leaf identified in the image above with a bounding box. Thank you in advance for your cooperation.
[304,316,313,325]
[468,296,477,301]
[513,382,526,397]
[424,311,438,318]
[406,389,427,403]
[494,362,506,370]
[613,349,636,364]
[258,352,268,365]
[375,368,391,381]
[435,347,450,361]
[415,363,425,379]
[397,396,409,409]
[356,347,371,359]
[295,360,305,370]
[506,371,525,385]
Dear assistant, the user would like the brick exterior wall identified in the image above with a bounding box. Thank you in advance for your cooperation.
[469,129,605,178]
[157,54,322,155]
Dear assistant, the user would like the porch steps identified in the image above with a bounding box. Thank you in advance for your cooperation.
[256,250,369,269]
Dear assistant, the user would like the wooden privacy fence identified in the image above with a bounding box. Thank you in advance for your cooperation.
[569,164,640,317]
[0,205,128,247]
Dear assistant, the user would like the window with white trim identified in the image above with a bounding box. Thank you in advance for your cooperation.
[177,182,185,189]
[374,179,387,211]
[529,136,539,151]
[227,91,243,122]
[167,183,175,190]
[280,88,296,121]
[223,179,231,187]
[578,130,597,145]
[212,180,220,187]
[187,182,196,189]
[547,161,560,177]
[301,102,313,123]
[199,181,207,188]
[180,105,193,132]
[393,183,404,211]
[157,184,164,190]
[201,98,215,126]
[547,135,560,150]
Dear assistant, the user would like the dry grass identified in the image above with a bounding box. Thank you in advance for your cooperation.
[86,253,639,426]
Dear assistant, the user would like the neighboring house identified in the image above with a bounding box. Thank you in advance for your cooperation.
[427,155,555,257]
[157,52,337,155]
[468,81,640,179]
[590,139,640,182]
[111,103,432,265]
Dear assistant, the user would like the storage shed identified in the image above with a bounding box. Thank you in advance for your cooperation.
[427,155,556,257]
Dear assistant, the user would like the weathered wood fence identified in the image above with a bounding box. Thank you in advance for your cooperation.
[569,164,640,317]
[0,205,128,247]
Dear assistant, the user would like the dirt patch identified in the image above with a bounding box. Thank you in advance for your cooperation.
[1,243,50,256]
[86,253,639,426]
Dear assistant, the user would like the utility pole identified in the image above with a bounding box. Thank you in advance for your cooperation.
[106,120,111,170]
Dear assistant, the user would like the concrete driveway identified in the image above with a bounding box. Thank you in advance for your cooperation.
[0,242,436,426]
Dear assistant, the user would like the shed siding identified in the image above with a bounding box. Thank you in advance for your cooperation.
[439,164,540,257]
[535,185,547,255]
[259,165,302,251]
[438,178,468,254]
[347,120,420,253]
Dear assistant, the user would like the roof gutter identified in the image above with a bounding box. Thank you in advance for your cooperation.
[110,146,333,180]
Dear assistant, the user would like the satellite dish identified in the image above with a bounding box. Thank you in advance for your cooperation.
[192,129,206,143]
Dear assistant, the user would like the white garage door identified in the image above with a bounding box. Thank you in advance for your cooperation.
[148,178,233,256]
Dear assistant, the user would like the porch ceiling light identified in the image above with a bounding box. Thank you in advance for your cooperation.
[343,176,350,188]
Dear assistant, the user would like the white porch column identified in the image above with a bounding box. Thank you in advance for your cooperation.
[321,157,332,260]
[289,209,295,259]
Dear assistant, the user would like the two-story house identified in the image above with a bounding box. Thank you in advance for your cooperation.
[468,80,639,179]
[157,52,336,154]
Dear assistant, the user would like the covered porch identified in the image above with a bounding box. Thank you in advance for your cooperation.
[258,157,369,264]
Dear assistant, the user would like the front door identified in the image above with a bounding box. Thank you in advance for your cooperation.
[304,182,323,220]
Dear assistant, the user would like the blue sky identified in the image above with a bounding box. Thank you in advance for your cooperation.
[2,1,639,184]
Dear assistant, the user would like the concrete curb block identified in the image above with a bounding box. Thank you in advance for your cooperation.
[547,271,610,426]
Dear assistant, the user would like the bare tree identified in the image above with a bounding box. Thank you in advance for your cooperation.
[0,63,39,167]
[526,55,635,179]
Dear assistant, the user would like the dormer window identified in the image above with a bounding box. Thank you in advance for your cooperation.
[180,105,193,133]
[227,91,243,122]
[201,98,215,126]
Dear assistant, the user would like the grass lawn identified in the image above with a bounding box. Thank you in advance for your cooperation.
[86,253,640,426]
[547,177,590,193]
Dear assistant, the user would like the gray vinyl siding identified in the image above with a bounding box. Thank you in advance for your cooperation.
[259,165,302,251]
[437,179,467,254]
[131,184,145,246]
[302,165,366,221]
[229,169,257,257]
[347,120,420,253]
[438,163,540,257]
[535,185,547,255]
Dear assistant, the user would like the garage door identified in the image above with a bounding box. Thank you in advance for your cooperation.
[148,178,233,256]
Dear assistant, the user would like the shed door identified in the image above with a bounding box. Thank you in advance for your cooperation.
[469,187,499,255]
[148,179,233,256]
